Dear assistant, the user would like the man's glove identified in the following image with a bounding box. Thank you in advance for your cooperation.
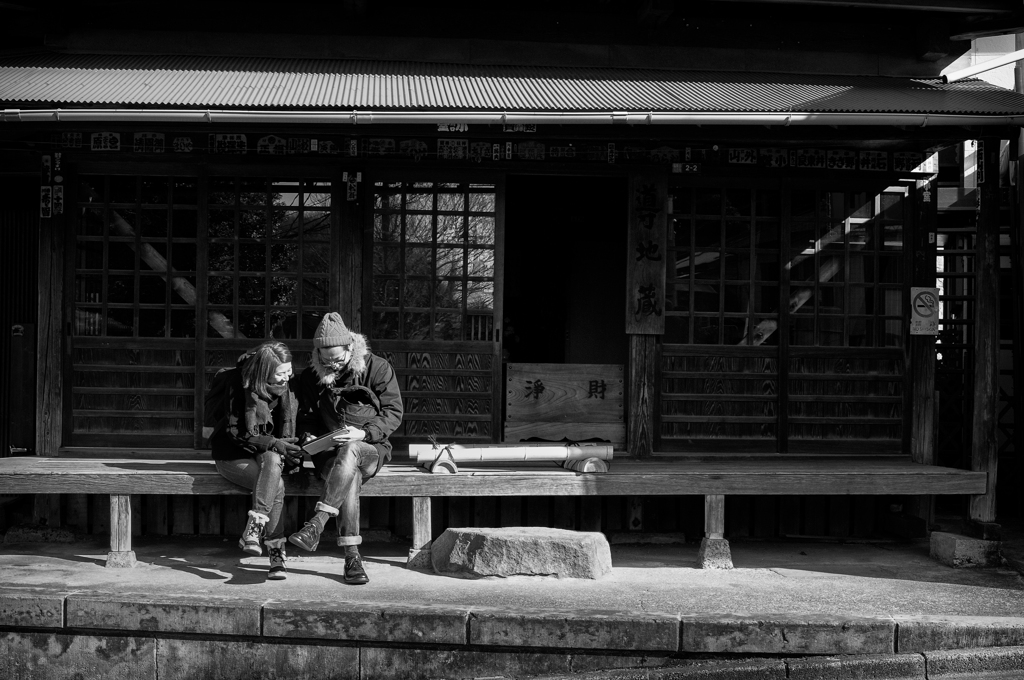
[271,437,304,467]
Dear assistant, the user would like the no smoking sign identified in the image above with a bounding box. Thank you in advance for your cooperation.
[910,287,939,335]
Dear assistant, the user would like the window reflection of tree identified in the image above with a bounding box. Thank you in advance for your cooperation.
[673,189,902,347]
[371,183,496,342]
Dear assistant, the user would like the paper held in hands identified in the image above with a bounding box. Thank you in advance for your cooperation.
[300,428,350,455]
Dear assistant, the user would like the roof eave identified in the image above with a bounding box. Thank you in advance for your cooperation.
[3,107,1022,126]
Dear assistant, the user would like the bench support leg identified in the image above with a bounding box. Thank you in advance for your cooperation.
[698,494,732,569]
[105,494,136,568]
[407,496,432,570]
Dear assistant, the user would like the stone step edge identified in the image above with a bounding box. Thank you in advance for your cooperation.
[2,589,1024,656]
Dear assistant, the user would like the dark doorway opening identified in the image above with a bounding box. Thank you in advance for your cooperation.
[503,175,628,365]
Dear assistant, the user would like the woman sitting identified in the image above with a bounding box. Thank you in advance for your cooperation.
[208,341,303,580]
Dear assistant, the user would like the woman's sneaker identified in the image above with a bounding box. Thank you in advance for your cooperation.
[239,510,269,556]
[265,538,287,580]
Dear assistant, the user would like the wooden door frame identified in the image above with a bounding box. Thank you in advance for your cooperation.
[360,168,506,446]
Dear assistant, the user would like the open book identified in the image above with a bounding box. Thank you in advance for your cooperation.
[300,428,350,455]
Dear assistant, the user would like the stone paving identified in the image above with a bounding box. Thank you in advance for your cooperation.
[2,532,1024,678]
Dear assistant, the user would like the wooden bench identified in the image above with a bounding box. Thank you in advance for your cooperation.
[0,455,986,567]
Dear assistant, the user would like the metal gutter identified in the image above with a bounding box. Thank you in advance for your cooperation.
[2,108,1022,126]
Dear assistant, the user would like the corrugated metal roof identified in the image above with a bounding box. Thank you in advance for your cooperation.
[1,53,1023,114]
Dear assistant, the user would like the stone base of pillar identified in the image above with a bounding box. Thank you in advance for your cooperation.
[697,537,733,569]
[105,550,136,568]
[930,531,1001,568]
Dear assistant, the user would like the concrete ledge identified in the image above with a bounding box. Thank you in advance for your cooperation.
[895,615,1024,652]
[361,645,572,679]
[543,658,789,678]
[1,632,156,678]
[787,653,925,679]
[470,608,680,651]
[263,601,469,644]
[5,585,1024,675]
[66,595,261,636]
[157,638,359,680]
[930,531,1001,568]
[925,644,1024,677]
[0,590,64,628]
[682,614,896,655]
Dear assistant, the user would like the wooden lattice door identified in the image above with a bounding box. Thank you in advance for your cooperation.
[367,177,504,453]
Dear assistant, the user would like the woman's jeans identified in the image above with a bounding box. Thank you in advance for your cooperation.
[312,442,379,546]
[215,452,285,540]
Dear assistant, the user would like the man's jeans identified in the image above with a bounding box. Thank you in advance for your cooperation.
[312,441,379,546]
[215,452,285,540]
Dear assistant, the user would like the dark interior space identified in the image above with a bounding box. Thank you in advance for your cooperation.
[503,175,628,366]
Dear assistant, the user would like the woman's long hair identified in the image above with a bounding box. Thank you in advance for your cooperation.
[241,342,292,400]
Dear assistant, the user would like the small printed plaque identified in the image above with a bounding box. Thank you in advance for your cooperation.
[91,132,121,151]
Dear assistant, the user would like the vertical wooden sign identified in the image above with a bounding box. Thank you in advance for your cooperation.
[625,174,667,334]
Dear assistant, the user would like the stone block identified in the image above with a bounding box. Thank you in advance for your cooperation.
[697,538,733,569]
[470,608,679,651]
[360,645,571,680]
[263,601,469,644]
[925,644,1024,677]
[0,589,64,628]
[930,531,1001,568]
[896,615,1024,652]
[0,631,156,679]
[67,595,261,636]
[682,614,895,655]
[157,638,359,680]
[787,653,925,679]
[431,526,612,579]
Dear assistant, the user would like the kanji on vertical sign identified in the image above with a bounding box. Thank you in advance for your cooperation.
[625,175,667,334]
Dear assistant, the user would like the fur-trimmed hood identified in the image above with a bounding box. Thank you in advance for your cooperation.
[309,331,370,386]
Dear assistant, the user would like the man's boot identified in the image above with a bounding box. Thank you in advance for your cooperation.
[289,502,338,552]
[288,521,322,552]
[344,549,369,585]
[239,510,269,556]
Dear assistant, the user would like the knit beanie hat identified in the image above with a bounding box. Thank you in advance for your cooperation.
[313,312,354,348]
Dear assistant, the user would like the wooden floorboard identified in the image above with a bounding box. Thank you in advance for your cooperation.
[0,456,987,497]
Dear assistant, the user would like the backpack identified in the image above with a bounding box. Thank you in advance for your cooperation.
[202,367,236,441]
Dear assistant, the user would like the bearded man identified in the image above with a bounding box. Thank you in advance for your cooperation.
[290,312,403,585]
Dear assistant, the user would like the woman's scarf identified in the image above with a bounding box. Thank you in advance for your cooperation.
[244,382,294,436]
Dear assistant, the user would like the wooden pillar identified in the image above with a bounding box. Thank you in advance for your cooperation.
[105,494,136,567]
[336,166,363,331]
[627,334,657,458]
[704,494,725,540]
[968,138,1002,529]
[698,494,732,568]
[907,177,938,534]
[407,496,432,569]
[625,174,666,459]
[910,177,938,465]
[34,152,65,528]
